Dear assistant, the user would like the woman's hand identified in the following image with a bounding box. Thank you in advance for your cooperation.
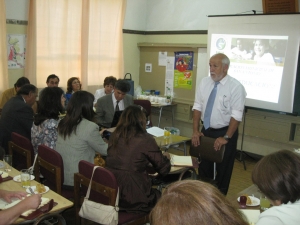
[0,190,27,203]
[163,152,171,160]
[99,128,106,136]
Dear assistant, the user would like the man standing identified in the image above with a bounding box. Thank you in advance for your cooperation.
[95,79,133,126]
[0,77,30,110]
[0,84,38,152]
[192,53,246,195]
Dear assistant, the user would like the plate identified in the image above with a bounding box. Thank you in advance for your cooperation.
[26,186,49,195]
[1,172,9,179]
[13,175,35,182]
[237,196,260,206]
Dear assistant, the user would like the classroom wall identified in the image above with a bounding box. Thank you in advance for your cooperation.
[6,0,300,87]
[123,0,266,31]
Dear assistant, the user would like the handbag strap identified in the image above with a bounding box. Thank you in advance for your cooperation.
[85,166,119,208]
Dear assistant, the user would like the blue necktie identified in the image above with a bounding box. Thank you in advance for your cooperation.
[204,82,219,129]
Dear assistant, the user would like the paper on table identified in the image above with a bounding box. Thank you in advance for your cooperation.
[170,154,193,167]
[0,198,20,210]
[239,209,260,224]
[0,196,50,216]
[146,126,164,137]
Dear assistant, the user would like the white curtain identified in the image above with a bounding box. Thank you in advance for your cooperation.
[0,0,9,93]
[25,0,126,90]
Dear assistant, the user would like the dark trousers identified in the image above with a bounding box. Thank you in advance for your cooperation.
[199,127,238,195]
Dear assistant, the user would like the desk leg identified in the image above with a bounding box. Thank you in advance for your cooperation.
[158,107,163,127]
[183,142,187,156]
[178,168,197,180]
[171,105,175,127]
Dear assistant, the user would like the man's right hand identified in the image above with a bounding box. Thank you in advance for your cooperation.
[192,131,203,146]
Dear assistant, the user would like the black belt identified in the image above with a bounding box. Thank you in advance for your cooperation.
[206,126,228,131]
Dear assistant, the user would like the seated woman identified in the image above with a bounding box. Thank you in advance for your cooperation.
[56,91,107,187]
[65,77,81,105]
[106,105,171,213]
[252,149,300,225]
[31,87,65,154]
[150,180,248,225]
[94,76,117,106]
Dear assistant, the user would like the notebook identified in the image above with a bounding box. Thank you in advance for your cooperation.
[170,153,193,167]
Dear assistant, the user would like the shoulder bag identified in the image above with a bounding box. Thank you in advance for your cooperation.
[79,166,119,225]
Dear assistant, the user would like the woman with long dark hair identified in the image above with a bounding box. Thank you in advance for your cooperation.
[31,87,65,154]
[56,91,107,187]
[106,105,171,213]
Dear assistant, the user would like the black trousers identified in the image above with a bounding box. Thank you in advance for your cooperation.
[199,127,238,195]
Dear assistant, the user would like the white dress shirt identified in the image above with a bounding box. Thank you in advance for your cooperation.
[192,75,246,129]
[112,93,124,111]
[94,88,105,104]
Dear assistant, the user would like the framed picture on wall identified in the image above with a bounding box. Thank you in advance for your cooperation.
[145,63,152,72]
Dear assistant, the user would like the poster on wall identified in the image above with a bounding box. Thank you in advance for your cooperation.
[174,51,193,89]
[7,34,26,69]
[165,56,174,96]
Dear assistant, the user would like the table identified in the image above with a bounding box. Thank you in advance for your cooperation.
[0,166,73,224]
[151,103,176,128]
[155,134,190,155]
[228,184,261,210]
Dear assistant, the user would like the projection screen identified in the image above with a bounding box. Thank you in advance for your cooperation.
[207,14,300,114]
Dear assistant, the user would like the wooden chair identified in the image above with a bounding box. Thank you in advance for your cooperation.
[74,160,149,225]
[8,132,34,171]
[134,99,152,127]
[36,145,73,199]
[190,136,226,180]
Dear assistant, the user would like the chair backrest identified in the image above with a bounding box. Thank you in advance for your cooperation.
[8,132,34,170]
[134,99,152,126]
[37,145,64,194]
[190,136,225,163]
[74,160,149,225]
[77,160,118,204]
[74,160,118,225]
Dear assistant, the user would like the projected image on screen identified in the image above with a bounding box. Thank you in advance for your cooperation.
[211,34,288,104]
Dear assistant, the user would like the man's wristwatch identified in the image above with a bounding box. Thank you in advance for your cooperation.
[223,134,230,141]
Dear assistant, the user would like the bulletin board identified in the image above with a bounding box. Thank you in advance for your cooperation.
[138,43,206,101]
